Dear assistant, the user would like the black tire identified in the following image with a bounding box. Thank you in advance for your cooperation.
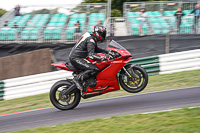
[49,80,81,110]
[119,64,148,93]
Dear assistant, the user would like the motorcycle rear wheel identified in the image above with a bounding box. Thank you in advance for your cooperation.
[50,79,81,110]
[119,65,148,93]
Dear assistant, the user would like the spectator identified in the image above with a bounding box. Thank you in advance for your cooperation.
[174,7,185,33]
[138,8,147,36]
[190,4,200,33]
[13,22,18,28]
[74,21,81,33]
[97,20,103,25]
[74,21,81,40]
[4,21,8,27]
[14,5,21,16]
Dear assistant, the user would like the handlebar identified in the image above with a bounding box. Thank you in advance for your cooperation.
[102,57,113,62]
[93,59,113,64]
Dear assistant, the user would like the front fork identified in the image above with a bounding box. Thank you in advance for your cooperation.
[122,67,137,81]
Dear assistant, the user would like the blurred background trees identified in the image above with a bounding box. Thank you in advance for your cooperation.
[0,8,7,17]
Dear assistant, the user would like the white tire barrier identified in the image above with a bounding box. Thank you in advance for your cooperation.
[1,70,72,100]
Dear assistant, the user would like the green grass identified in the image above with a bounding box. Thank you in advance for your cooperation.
[12,107,200,133]
[0,69,200,115]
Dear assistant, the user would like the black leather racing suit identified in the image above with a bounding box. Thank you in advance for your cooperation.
[69,32,108,81]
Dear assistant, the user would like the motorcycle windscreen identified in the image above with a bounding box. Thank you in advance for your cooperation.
[108,40,127,51]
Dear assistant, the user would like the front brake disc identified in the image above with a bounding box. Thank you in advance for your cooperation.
[59,89,71,102]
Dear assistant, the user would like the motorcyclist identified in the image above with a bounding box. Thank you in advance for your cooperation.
[69,25,112,91]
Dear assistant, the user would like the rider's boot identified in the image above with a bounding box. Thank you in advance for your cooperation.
[72,77,83,91]
[73,70,98,91]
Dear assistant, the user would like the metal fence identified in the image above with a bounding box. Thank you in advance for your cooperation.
[0,23,106,44]
[1,2,200,44]
[0,3,107,44]
[1,16,200,44]
[124,1,200,36]
[0,25,91,44]
[123,1,199,16]
[126,15,200,36]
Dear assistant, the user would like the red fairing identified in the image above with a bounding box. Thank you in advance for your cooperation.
[51,62,67,70]
[51,62,78,72]
[85,47,132,93]
[52,42,132,94]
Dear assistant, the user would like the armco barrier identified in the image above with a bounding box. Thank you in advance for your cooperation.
[129,55,160,74]
[0,81,4,100]
[0,49,200,100]
[129,49,200,75]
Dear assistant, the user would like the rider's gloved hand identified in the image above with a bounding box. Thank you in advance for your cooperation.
[101,54,113,61]
[108,50,115,56]
[106,54,114,60]
[101,55,108,61]
[108,50,115,58]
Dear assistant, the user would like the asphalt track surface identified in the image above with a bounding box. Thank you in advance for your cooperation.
[1,86,200,132]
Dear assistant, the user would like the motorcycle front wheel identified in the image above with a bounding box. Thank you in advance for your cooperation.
[50,79,81,110]
[119,64,148,93]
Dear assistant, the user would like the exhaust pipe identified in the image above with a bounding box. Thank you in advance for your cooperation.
[82,92,103,99]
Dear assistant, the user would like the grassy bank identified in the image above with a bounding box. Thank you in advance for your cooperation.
[1,69,200,115]
[12,107,200,133]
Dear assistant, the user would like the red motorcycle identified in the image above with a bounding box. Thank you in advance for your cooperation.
[50,40,148,110]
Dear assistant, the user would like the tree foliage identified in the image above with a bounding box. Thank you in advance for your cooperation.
[0,9,7,17]
[111,9,121,17]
